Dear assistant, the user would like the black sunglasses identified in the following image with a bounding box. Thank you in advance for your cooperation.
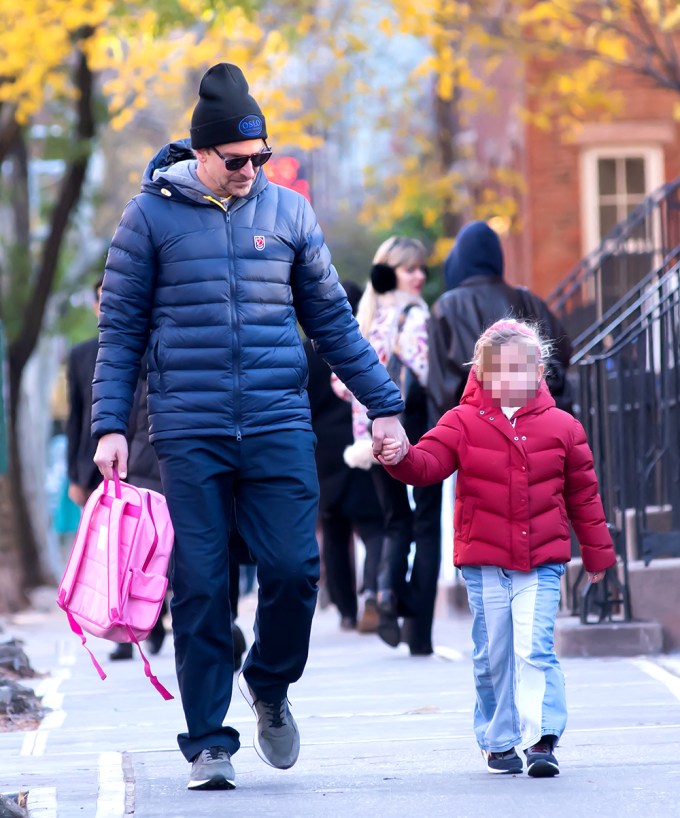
[212,144,273,172]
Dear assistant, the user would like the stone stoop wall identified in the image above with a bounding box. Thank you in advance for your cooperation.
[626,558,680,651]
[437,558,680,652]
[563,557,680,651]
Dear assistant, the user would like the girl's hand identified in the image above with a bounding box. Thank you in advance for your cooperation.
[587,570,606,584]
[376,437,408,466]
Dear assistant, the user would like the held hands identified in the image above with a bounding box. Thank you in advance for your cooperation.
[376,437,407,466]
[93,433,129,480]
[372,415,409,466]
[587,570,606,584]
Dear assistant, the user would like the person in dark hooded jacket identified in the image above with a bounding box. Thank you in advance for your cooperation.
[428,221,572,421]
[91,62,408,791]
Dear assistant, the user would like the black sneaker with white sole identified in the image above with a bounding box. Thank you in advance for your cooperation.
[187,746,235,790]
[482,747,524,774]
[525,736,560,778]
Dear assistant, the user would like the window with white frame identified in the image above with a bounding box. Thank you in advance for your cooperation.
[580,146,664,254]
[578,145,665,323]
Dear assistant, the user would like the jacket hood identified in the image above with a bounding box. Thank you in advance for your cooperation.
[459,368,555,415]
[141,139,195,191]
[444,221,504,291]
[140,138,268,203]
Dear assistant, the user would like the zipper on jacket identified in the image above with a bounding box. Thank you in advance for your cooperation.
[225,209,242,440]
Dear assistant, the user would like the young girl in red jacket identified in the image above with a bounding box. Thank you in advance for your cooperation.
[377,318,616,778]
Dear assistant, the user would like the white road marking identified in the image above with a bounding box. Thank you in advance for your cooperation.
[20,730,39,756]
[634,659,680,702]
[40,710,66,730]
[20,670,70,757]
[95,751,126,818]
[26,786,57,817]
[433,645,465,661]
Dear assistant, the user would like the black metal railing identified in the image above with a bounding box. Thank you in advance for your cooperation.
[547,178,680,345]
[569,256,680,622]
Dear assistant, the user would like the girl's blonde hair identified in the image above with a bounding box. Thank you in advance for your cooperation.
[372,235,428,269]
[471,318,553,376]
[356,236,428,336]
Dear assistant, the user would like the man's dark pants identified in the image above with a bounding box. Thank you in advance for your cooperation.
[154,430,320,762]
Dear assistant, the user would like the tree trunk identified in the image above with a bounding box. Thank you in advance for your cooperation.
[0,476,28,613]
[0,45,96,596]
[6,377,47,589]
[434,90,465,239]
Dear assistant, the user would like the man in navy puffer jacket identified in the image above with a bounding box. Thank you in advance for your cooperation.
[92,63,407,791]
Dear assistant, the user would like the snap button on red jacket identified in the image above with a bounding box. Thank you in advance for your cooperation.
[385,371,616,573]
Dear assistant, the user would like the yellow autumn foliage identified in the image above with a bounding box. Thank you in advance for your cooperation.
[0,0,321,148]
[1,0,678,247]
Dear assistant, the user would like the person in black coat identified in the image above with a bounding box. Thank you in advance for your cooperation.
[428,221,573,423]
[66,279,103,507]
[305,280,384,633]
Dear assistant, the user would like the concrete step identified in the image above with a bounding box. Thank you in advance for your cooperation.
[555,616,664,657]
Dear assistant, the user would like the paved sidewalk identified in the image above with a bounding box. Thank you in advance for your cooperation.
[2,593,680,817]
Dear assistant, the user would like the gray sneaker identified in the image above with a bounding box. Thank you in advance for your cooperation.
[238,672,300,769]
[187,746,235,790]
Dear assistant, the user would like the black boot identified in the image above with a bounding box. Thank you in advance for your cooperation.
[146,597,168,655]
[376,590,401,648]
[146,616,167,656]
[232,622,246,672]
[402,617,433,656]
[109,643,133,661]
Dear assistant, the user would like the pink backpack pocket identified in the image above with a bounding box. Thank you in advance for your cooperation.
[57,471,174,699]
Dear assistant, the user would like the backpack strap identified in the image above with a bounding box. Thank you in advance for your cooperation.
[63,610,107,680]
[396,303,417,333]
[124,624,174,701]
[109,498,174,701]
[107,497,127,624]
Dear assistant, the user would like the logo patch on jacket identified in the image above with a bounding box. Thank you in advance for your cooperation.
[254,235,265,251]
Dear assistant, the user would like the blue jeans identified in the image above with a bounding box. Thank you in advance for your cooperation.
[461,565,567,752]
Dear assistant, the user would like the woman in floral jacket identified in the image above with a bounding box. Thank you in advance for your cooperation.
[337,236,442,654]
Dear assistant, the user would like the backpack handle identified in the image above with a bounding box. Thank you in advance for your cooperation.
[103,467,123,500]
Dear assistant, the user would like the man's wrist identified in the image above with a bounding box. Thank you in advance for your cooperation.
[95,429,126,440]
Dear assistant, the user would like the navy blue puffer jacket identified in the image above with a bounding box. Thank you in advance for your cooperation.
[92,140,403,441]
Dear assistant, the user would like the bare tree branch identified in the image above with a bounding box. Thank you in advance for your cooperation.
[476,2,680,95]
[631,0,680,87]
[663,28,680,85]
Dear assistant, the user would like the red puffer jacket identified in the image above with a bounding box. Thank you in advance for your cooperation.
[385,371,616,573]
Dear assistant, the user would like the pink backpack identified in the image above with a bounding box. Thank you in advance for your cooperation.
[57,471,175,699]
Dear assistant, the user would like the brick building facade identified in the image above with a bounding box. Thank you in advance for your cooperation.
[514,63,680,298]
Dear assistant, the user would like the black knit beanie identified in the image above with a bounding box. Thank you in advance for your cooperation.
[190,63,268,149]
